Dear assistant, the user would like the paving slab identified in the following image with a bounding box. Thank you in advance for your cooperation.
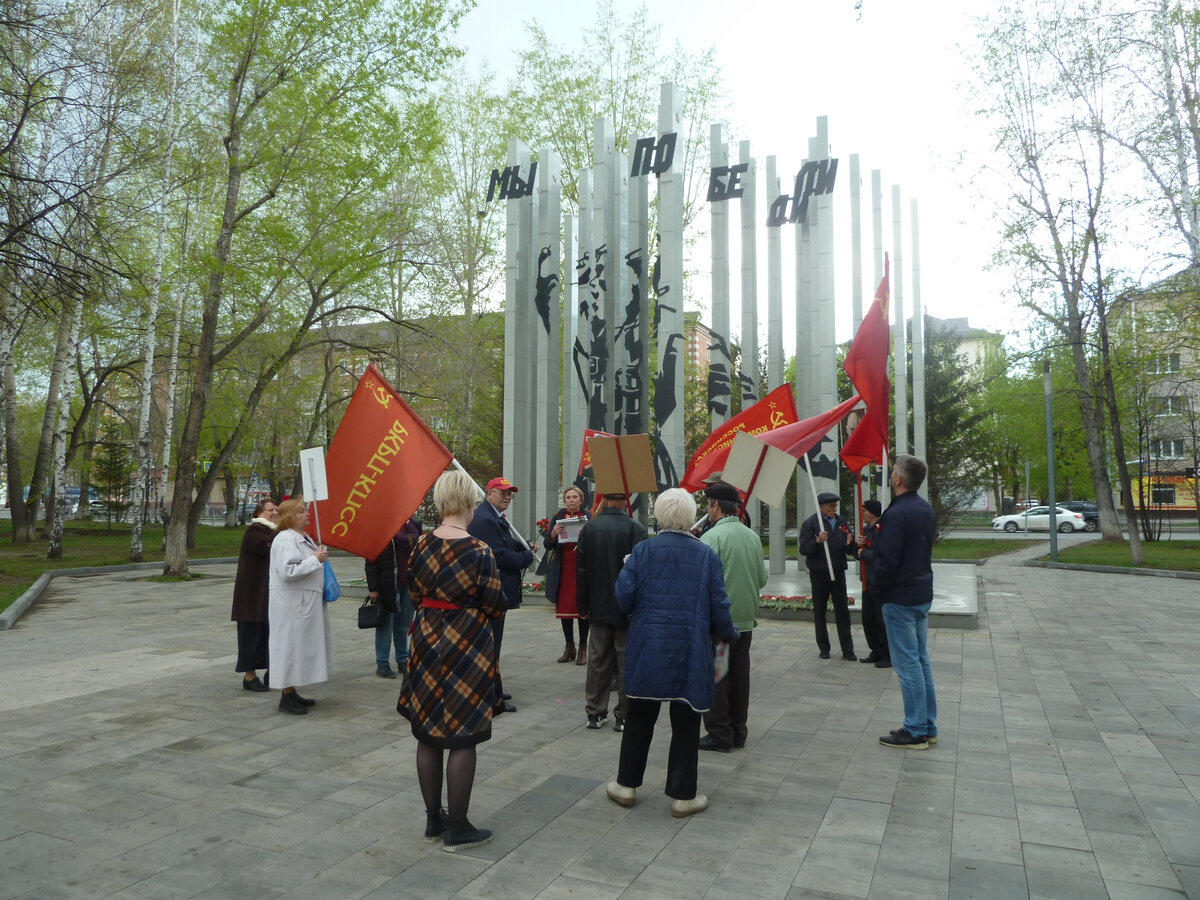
[0,542,1196,898]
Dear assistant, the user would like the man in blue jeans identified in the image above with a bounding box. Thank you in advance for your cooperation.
[871,454,938,750]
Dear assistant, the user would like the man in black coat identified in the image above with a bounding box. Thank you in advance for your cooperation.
[799,490,858,660]
[468,476,536,715]
[576,493,647,732]
[855,499,890,668]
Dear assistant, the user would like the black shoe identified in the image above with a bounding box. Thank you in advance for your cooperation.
[278,692,307,715]
[586,713,608,729]
[733,737,746,749]
[613,716,625,733]
[842,652,858,661]
[890,728,937,744]
[442,818,493,853]
[501,692,512,701]
[819,650,831,659]
[879,728,928,750]
[423,808,449,843]
[263,672,269,689]
[698,735,733,753]
[493,701,516,715]
[292,692,316,707]
[859,654,879,664]
[242,676,267,692]
[376,664,398,679]
[874,658,892,668]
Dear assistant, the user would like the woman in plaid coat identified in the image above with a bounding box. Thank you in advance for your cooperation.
[397,470,506,853]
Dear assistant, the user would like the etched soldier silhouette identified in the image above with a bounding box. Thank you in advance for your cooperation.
[534,246,558,334]
[587,244,608,430]
[707,333,732,417]
[738,368,758,406]
[615,248,646,436]
[807,437,839,480]
[573,251,594,400]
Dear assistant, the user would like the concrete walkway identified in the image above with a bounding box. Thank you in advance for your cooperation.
[0,545,1197,899]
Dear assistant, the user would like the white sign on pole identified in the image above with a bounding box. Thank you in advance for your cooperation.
[299,447,329,502]
[723,431,797,510]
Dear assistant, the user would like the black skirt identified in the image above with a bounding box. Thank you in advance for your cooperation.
[235,621,269,672]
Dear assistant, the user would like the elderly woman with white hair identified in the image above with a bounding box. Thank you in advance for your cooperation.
[605,488,739,818]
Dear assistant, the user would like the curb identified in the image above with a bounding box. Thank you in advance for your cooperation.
[1024,560,1200,580]
[0,557,240,631]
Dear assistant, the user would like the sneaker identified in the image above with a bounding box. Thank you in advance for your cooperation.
[890,728,937,744]
[606,781,635,807]
[376,664,398,679]
[441,818,493,853]
[670,794,708,818]
[613,716,625,733]
[423,807,449,843]
[879,728,928,750]
[587,713,608,729]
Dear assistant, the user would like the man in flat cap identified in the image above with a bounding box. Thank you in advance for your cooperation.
[469,476,535,714]
[855,499,890,667]
[698,482,767,752]
[799,490,858,660]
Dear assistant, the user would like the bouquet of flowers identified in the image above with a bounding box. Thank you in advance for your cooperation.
[536,517,551,541]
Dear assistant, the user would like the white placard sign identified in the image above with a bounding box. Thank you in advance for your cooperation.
[299,447,329,502]
[722,431,796,509]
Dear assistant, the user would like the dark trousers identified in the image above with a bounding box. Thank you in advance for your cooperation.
[617,698,701,800]
[860,586,889,660]
[491,612,506,707]
[809,569,854,656]
[703,631,753,748]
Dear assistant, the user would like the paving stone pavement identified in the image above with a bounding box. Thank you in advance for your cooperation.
[0,547,1197,899]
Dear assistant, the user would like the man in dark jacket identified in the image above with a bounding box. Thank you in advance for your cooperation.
[364,516,421,679]
[872,454,937,750]
[799,490,858,660]
[576,493,647,732]
[855,499,890,668]
[469,476,535,715]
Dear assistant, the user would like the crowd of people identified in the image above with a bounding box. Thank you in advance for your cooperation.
[228,455,938,850]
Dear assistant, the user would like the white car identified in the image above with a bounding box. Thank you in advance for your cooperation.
[991,506,1087,533]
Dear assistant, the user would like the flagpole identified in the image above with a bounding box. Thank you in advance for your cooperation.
[801,453,835,579]
[855,471,865,594]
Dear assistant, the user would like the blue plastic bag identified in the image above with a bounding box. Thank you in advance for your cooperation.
[322,561,341,603]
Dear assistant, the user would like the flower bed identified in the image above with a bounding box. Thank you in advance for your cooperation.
[759,594,856,611]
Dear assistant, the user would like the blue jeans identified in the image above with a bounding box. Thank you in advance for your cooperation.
[882,602,937,738]
[376,586,414,668]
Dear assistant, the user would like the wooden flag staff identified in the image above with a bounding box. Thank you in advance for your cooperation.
[801,453,836,579]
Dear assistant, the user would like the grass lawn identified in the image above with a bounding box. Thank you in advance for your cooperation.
[1052,539,1200,573]
[0,521,245,614]
[934,538,1039,560]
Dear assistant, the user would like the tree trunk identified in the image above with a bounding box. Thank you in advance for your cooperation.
[222,463,238,527]
[47,299,84,558]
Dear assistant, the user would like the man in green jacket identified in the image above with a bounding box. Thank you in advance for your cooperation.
[698,482,768,752]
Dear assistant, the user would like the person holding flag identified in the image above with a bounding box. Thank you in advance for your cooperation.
[799,492,858,661]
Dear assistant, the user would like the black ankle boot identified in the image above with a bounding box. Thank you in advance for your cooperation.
[423,807,449,843]
[441,818,492,852]
[278,692,307,715]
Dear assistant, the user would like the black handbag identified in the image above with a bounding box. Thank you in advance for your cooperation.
[357,597,382,630]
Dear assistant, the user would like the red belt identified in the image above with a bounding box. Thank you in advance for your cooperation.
[420,598,462,611]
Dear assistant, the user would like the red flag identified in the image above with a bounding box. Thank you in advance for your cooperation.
[759,393,863,459]
[840,259,891,474]
[679,384,798,492]
[307,364,452,560]
[578,428,614,477]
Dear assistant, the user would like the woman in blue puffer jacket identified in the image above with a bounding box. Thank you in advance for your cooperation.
[605,488,739,818]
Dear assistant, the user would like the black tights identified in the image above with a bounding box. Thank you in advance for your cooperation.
[416,741,477,822]
[560,618,589,646]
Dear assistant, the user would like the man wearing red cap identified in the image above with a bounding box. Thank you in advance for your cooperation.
[469,476,536,715]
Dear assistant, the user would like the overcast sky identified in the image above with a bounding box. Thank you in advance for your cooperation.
[452,0,1019,347]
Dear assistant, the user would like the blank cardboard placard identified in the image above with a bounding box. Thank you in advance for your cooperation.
[722,431,796,508]
[299,447,329,502]
[589,434,657,496]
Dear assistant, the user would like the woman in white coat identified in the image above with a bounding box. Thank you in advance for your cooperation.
[269,497,331,715]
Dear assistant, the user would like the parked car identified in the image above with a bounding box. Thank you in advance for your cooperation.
[991,506,1088,533]
[1057,500,1099,533]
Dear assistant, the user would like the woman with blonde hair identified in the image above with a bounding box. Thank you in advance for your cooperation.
[268,497,330,715]
[397,469,506,852]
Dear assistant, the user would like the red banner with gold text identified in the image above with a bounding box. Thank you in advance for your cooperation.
[679,384,798,492]
[306,364,452,560]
